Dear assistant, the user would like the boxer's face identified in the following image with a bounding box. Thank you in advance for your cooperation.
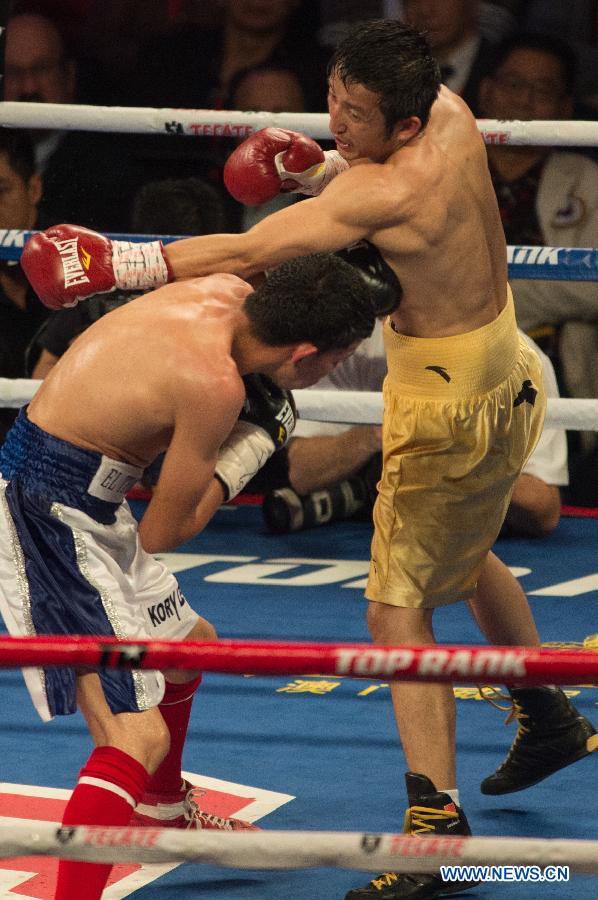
[328,72,399,163]
[274,341,361,390]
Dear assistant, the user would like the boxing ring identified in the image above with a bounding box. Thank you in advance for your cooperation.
[0,101,597,897]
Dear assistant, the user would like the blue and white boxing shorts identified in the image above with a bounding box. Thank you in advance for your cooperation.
[0,409,200,721]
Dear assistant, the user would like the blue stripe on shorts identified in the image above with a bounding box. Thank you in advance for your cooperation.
[5,477,140,716]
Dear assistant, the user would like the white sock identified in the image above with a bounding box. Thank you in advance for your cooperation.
[440,788,460,806]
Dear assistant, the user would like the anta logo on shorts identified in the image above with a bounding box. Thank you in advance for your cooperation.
[514,379,538,407]
[148,586,187,627]
[425,365,451,383]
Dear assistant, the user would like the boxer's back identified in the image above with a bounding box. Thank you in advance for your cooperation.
[28,274,250,465]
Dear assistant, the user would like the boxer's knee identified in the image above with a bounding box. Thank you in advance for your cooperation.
[190,616,217,642]
[367,600,435,644]
[101,707,171,774]
[163,616,216,684]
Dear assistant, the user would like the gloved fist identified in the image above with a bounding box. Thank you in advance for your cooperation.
[240,374,297,448]
[21,224,173,310]
[335,241,402,316]
[214,375,297,500]
[224,128,325,205]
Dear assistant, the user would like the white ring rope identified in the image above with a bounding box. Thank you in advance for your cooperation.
[295,391,598,432]
[0,101,597,146]
[1,380,597,431]
[0,378,36,409]
[0,824,596,873]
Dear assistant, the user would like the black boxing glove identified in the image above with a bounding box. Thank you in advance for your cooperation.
[240,374,297,448]
[335,241,402,316]
[214,375,297,500]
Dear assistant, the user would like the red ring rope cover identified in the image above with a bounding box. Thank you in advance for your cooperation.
[0,637,596,684]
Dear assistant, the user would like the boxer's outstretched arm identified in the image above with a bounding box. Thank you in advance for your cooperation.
[165,163,403,280]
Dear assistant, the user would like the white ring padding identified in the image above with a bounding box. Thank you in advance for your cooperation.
[0,378,41,408]
[0,102,331,140]
[0,823,596,872]
[1,101,598,145]
[2,380,598,431]
[294,391,598,432]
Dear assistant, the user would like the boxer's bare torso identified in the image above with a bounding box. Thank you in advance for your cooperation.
[346,87,508,338]
[23,265,360,552]
[28,274,250,468]
[167,86,507,338]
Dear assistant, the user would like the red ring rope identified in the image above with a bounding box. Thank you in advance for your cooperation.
[0,637,596,684]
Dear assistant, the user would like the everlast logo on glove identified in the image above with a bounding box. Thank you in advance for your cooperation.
[274,397,296,447]
[51,237,91,289]
[241,374,298,448]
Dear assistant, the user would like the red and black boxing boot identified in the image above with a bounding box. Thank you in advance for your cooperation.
[345,773,479,899]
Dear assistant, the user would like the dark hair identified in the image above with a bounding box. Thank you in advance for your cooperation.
[0,129,36,183]
[327,19,441,134]
[130,177,228,236]
[487,32,577,96]
[245,253,375,351]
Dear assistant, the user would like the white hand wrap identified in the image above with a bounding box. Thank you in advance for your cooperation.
[214,420,275,501]
[274,149,349,197]
[112,240,172,291]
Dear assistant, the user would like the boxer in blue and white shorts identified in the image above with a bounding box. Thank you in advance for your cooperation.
[0,255,375,900]
[0,410,200,721]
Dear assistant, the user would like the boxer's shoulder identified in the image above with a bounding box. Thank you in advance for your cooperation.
[171,273,253,301]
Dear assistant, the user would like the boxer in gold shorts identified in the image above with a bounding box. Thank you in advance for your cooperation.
[23,18,598,900]
[368,288,545,608]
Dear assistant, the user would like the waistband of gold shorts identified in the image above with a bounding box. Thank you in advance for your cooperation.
[384,286,520,397]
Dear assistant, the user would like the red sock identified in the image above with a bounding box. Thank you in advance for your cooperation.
[145,675,202,795]
[55,746,150,900]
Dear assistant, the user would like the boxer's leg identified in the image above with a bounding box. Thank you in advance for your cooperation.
[468,550,540,646]
[56,672,169,900]
[347,604,476,900]
[144,616,215,798]
[367,602,456,789]
[131,616,259,831]
[471,555,598,795]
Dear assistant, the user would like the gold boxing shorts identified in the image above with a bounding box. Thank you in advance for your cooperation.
[366,288,545,609]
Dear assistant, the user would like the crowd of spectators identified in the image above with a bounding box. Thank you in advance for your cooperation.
[3,0,598,512]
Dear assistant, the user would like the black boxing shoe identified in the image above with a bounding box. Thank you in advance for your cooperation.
[344,773,479,899]
[481,687,598,795]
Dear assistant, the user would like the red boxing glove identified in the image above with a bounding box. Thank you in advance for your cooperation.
[223,127,325,206]
[21,224,173,311]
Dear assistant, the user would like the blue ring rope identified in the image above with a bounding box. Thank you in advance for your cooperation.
[0,230,596,281]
